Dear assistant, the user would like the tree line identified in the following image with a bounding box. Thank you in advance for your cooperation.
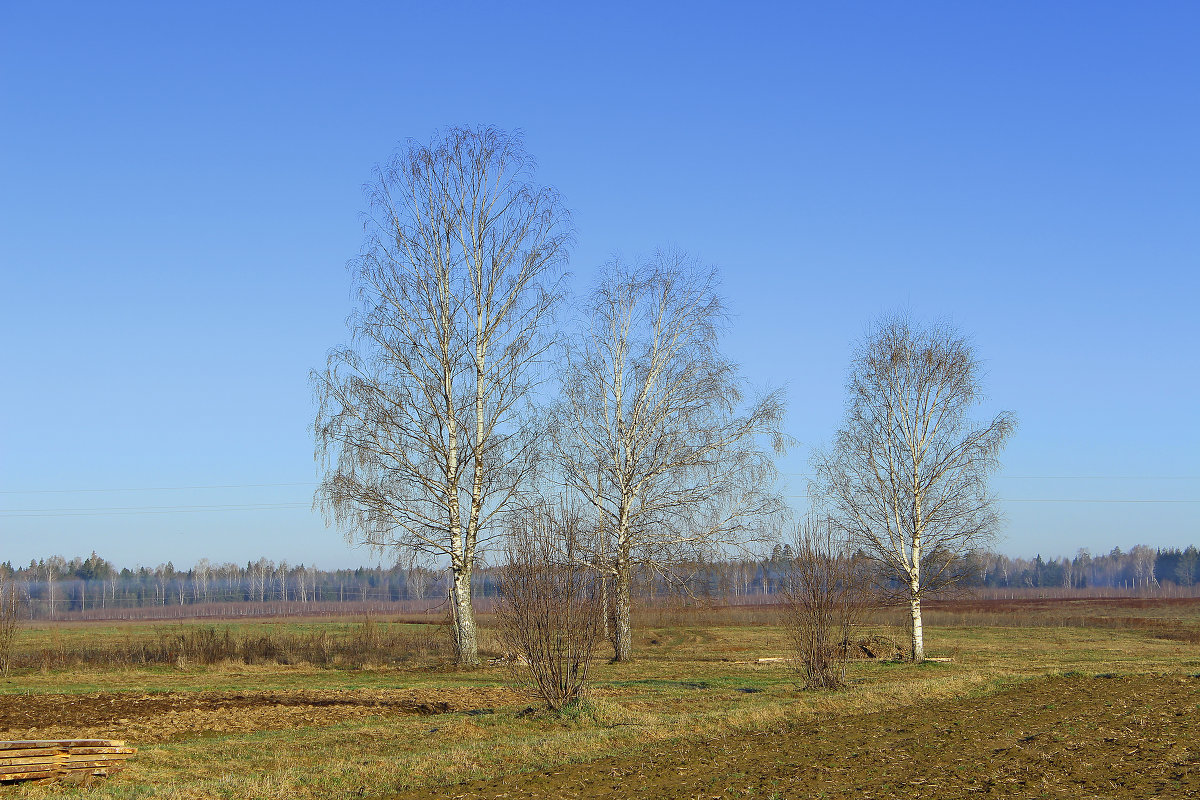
[5,543,1195,619]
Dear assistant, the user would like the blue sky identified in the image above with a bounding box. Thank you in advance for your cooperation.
[2,2,1197,569]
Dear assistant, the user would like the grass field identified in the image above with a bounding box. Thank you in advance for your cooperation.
[2,598,1198,798]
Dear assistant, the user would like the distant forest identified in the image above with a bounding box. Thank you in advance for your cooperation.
[5,544,1198,621]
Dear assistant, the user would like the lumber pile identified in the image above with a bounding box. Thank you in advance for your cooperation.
[0,739,136,783]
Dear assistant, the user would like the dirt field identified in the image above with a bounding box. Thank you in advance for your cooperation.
[388,673,1200,799]
[0,686,518,743]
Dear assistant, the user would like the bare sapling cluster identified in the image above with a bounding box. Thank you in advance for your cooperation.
[812,314,1015,662]
[781,517,870,689]
[496,503,604,710]
[550,251,788,661]
[0,574,22,678]
[313,126,570,665]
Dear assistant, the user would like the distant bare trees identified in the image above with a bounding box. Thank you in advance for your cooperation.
[813,314,1015,662]
[496,502,604,709]
[314,126,570,664]
[551,252,787,661]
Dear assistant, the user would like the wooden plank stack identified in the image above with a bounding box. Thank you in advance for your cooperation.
[0,740,136,783]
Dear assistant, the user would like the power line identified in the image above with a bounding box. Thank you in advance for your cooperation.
[1000,499,1200,504]
[0,503,309,518]
[1000,476,1200,481]
[783,472,1200,480]
[785,495,1198,505]
[0,482,317,495]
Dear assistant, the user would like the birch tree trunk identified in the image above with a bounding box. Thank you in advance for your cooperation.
[451,566,478,662]
[613,552,633,662]
[909,580,924,662]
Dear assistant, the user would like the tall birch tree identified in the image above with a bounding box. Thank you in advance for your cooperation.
[314,126,570,664]
[812,314,1015,662]
[552,252,787,661]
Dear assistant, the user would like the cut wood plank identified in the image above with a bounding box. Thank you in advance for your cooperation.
[0,739,134,784]
[62,758,133,767]
[67,746,136,756]
[0,769,58,781]
[0,763,67,775]
[0,748,64,759]
[0,739,123,750]
[0,757,65,768]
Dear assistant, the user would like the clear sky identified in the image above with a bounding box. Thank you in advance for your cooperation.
[2,2,1197,570]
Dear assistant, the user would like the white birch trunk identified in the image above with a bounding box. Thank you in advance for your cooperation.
[909,584,924,663]
[613,562,632,663]
[451,567,479,664]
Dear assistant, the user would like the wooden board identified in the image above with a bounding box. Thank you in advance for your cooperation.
[0,757,64,768]
[0,739,124,750]
[0,740,134,784]
[0,769,58,781]
[0,763,67,775]
[67,746,136,756]
[0,749,64,761]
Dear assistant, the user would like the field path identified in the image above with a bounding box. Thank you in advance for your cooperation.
[389,674,1199,799]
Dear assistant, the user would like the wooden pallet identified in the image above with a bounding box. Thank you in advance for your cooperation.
[0,740,136,783]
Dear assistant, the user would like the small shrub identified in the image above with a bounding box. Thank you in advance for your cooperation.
[496,502,604,710]
[781,517,871,690]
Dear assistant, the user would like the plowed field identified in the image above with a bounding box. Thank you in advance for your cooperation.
[389,674,1200,799]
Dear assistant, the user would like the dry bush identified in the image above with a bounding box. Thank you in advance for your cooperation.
[496,504,604,710]
[781,518,871,689]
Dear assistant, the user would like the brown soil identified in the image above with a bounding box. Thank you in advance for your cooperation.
[391,674,1200,799]
[0,687,518,743]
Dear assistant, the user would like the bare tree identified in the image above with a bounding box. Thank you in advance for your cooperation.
[0,573,21,677]
[812,314,1015,662]
[43,557,65,619]
[551,252,787,661]
[314,126,570,664]
[249,558,271,603]
[781,516,869,689]
[1129,544,1159,591]
[275,560,290,602]
[496,501,604,710]
[193,558,211,604]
